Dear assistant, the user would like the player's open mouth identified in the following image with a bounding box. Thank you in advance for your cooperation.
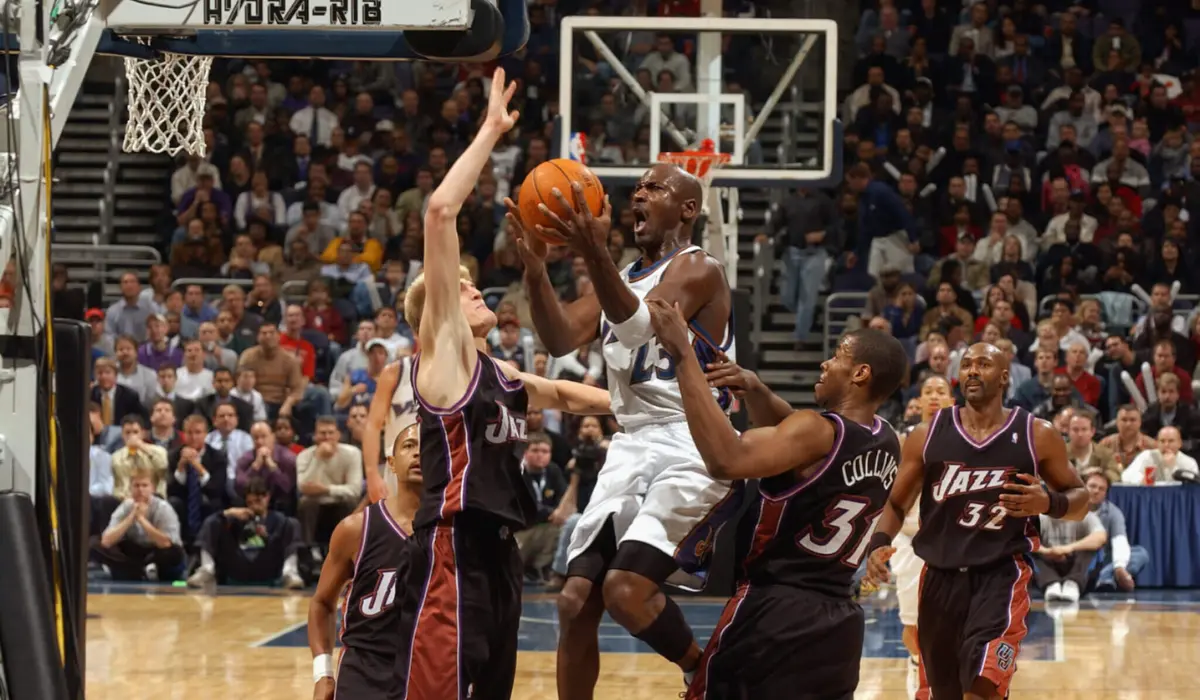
[633,210,648,233]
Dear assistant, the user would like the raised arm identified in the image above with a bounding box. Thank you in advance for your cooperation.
[863,422,929,586]
[362,361,401,504]
[647,299,835,480]
[416,69,518,408]
[307,513,363,700]
[507,206,602,357]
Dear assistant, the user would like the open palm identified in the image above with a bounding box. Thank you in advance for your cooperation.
[485,68,520,133]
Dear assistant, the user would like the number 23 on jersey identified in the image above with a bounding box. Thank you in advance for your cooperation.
[630,340,677,385]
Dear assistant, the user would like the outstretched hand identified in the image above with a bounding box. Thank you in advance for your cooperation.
[647,298,691,358]
[483,68,520,134]
[503,197,548,273]
[999,473,1050,518]
[536,182,611,255]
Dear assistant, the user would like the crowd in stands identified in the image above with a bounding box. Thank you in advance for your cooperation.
[78,0,1200,591]
[770,0,1200,601]
[81,0,744,587]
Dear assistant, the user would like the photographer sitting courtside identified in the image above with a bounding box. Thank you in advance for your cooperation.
[515,432,567,582]
[92,466,185,581]
[187,478,305,589]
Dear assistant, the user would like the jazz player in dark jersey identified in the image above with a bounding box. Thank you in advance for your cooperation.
[650,299,910,700]
[308,423,422,700]
[864,343,1088,700]
[401,68,612,700]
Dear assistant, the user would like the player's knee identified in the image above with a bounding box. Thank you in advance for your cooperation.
[557,578,596,625]
[601,569,647,615]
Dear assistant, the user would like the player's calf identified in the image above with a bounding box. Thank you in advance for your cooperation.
[602,568,700,671]
[557,576,606,700]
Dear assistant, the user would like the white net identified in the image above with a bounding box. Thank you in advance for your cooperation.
[122,38,213,156]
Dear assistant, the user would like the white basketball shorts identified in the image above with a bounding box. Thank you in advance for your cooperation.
[565,420,732,585]
[891,531,923,627]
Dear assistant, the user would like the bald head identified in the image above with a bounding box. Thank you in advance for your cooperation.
[661,163,704,203]
[959,342,1011,405]
[631,162,704,248]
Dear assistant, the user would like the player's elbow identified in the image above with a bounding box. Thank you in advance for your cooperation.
[424,197,460,225]
[706,456,742,481]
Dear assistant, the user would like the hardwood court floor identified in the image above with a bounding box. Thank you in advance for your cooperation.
[82,583,1200,699]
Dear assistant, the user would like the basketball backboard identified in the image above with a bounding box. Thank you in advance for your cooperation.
[557,16,841,188]
[100,0,470,31]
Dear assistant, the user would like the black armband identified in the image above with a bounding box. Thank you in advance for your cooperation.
[866,531,893,556]
[1044,484,1069,519]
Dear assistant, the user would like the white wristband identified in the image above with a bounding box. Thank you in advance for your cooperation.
[313,654,334,682]
[610,299,655,349]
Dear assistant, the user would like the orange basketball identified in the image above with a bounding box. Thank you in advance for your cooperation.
[517,159,605,245]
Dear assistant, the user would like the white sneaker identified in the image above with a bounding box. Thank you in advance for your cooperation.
[310,545,324,564]
[144,563,158,582]
[1060,580,1080,603]
[906,657,920,699]
[1044,582,1063,602]
[281,571,305,590]
[187,567,215,588]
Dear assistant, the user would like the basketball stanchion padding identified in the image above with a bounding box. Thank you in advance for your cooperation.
[406,0,505,61]
[0,491,70,700]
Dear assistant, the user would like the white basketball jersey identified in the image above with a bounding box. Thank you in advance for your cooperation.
[601,245,736,430]
[383,355,417,459]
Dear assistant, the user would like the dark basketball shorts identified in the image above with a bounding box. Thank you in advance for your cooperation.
[685,583,863,700]
[400,514,522,700]
[916,556,1033,699]
[334,647,402,700]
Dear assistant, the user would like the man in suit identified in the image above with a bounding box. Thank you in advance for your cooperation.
[149,365,197,430]
[1044,11,1092,77]
[146,399,185,453]
[167,413,229,545]
[195,367,255,433]
[515,432,568,582]
[998,34,1045,95]
[1141,374,1200,455]
[90,401,124,454]
[93,357,147,427]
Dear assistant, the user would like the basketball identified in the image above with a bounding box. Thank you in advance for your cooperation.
[517,159,605,245]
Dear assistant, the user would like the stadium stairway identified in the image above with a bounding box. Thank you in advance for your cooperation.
[53,81,172,299]
[734,97,825,409]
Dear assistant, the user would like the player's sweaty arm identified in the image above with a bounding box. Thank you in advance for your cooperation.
[648,299,833,480]
[307,513,363,698]
[362,361,401,504]
[508,212,602,357]
[704,354,795,428]
[417,69,518,408]
[496,361,612,415]
[863,423,928,585]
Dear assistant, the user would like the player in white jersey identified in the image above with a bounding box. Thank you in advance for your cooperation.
[506,163,736,699]
[891,375,955,697]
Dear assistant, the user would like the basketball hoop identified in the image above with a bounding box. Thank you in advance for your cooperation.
[122,37,213,156]
[657,139,731,191]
